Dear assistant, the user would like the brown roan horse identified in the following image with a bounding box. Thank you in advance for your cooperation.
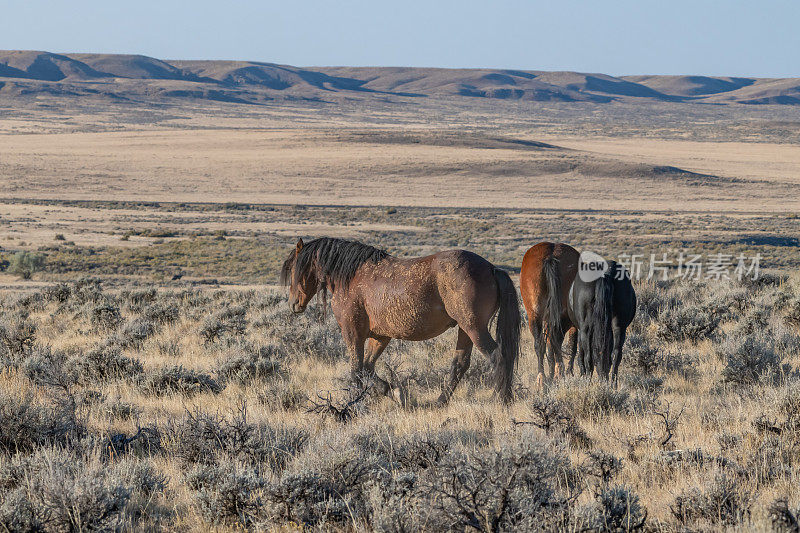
[520,242,580,385]
[281,237,521,404]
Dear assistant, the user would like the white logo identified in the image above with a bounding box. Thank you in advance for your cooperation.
[578,251,609,282]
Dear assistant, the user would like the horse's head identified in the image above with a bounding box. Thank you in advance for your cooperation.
[281,238,318,313]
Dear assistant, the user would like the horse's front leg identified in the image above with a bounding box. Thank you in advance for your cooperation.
[364,336,390,374]
[341,324,367,385]
[356,335,406,406]
[364,336,392,396]
[437,328,473,405]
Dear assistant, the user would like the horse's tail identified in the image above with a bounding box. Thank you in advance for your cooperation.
[542,255,563,362]
[493,268,521,403]
[590,271,615,377]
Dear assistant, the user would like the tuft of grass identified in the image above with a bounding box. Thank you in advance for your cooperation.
[140,365,221,396]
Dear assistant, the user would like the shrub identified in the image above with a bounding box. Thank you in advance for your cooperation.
[704,285,750,318]
[784,296,800,328]
[156,339,181,357]
[576,485,647,532]
[199,317,227,344]
[264,470,355,527]
[121,288,157,307]
[0,317,36,364]
[217,344,283,385]
[622,374,664,395]
[0,448,133,532]
[634,281,668,320]
[104,398,141,421]
[0,392,84,454]
[69,344,144,384]
[200,306,247,343]
[113,459,167,499]
[732,305,771,336]
[582,451,623,488]
[256,379,307,411]
[90,303,123,331]
[140,365,221,396]
[718,335,787,386]
[42,283,72,304]
[256,306,345,361]
[9,292,46,313]
[671,474,751,527]
[254,292,283,310]
[142,303,179,325]
[186,462,266,528]
[413,441,576,532]
[525,396,592,449]
[117,318,157,348]
[768,498,800,533]
[656,305,718,343]
[20,344,78,389]
[624,334,659,374]
[369,472,420,532]
[162,405,307,472]
[71,278,104,305]
[7,251,45,280]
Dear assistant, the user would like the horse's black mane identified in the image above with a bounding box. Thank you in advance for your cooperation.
[281,237,390,291]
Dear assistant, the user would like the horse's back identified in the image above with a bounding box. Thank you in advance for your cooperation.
[358,255,449,340]
[520,242,579,317]
[571,262,636,328]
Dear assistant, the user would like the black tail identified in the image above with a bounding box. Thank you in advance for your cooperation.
[493,268,521,403]
[590,272,614,377]
[542,256,563,361]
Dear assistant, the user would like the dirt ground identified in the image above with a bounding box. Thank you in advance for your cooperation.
[1,127,798,211]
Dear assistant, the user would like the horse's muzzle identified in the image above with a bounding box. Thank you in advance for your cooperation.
[291,302,306,314]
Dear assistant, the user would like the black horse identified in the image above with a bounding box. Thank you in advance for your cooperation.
[567,260,636,381]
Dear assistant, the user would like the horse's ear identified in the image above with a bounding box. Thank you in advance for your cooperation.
[295,238,304,254]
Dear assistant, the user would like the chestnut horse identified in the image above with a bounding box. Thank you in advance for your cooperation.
[281,237,521,404]
[520,242,579,385]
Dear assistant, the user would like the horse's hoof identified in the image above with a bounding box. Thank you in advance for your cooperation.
[554,363,563,379]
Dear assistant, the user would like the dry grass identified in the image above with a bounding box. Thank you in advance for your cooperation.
[1,275,800,531]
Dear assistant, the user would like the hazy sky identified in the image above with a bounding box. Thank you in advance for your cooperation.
[3,0,799,77]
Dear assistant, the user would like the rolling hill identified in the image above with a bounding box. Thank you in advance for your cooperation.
[1,50,799,106]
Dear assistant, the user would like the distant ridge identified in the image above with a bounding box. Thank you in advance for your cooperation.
[1,50,799,106]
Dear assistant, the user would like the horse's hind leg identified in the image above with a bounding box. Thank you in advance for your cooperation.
[529,317,546,387]
[565,327,578,376]
[546,328,565,380]
[437,328,473,405]
[552,318,571,379]
[611,324,626,385]
[579,326,593,377]
[462,325,501,385]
